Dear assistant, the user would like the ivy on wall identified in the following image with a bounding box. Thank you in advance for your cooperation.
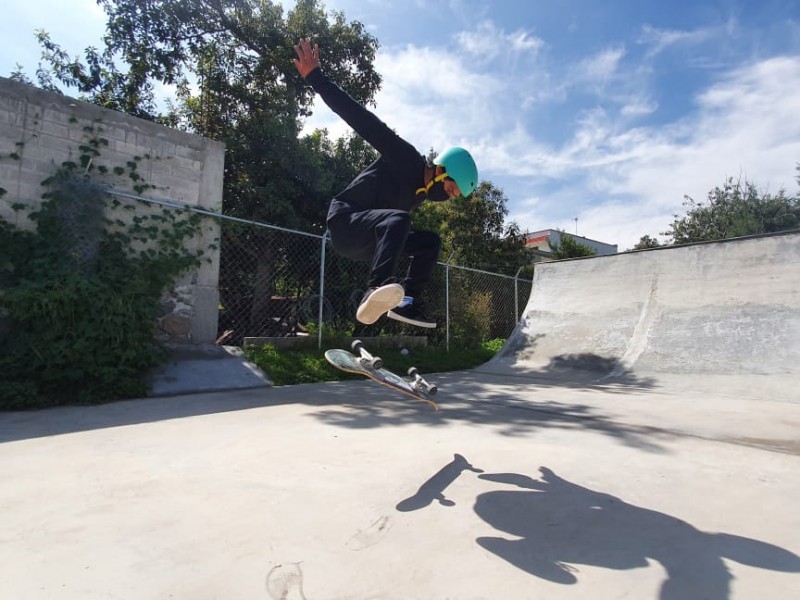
[0,121,205,409]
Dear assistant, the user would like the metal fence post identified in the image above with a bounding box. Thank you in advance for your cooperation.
[514,267,523,323]
[317,232,329,350]
[445,251,456,352]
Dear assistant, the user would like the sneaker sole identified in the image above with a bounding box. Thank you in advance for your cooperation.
[356,284,405,324]
[386,310,437,329]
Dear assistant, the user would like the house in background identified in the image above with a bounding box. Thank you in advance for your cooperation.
[525,229,618,259]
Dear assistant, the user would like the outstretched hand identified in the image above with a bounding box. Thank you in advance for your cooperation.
[293,38,320,79]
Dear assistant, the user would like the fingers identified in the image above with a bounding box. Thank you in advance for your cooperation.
[293,37,320,78]
[293,38,306,59]
[293,37,318,61]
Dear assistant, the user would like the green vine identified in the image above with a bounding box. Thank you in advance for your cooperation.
[0,120,205,409]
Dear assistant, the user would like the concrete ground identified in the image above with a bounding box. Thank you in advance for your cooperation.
[1,372,798,599]
[2,232,799,599]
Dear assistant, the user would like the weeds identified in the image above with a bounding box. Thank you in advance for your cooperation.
[245,339,503,386]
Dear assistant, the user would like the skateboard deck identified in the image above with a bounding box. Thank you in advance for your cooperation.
[325,346,438,410]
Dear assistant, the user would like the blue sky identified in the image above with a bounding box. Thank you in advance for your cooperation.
[3,0,800,249]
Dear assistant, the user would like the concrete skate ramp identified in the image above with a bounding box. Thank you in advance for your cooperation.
[478,231,800,401]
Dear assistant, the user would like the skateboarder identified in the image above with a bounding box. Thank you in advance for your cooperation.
[293,38,478,329]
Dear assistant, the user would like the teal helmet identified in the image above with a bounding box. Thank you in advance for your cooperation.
[434,147,478,197]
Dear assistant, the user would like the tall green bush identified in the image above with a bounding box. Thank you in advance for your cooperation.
[449,289,493,346]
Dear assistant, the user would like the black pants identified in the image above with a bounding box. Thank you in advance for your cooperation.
[327,210,441,297]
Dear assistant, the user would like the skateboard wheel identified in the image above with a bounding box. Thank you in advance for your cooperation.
[427,384,438,396]
[407,367,418,377]
[352,340,364,352]
[371,357,383,370]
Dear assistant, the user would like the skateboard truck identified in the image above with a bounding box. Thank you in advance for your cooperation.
[408,367,437,395]
[352,339,383,370]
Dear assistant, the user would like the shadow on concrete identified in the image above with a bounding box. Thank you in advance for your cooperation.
[396,453,484,512]
[484,333,660,393]
[0,328,666,445]
[472,466,800,599]
[0,388,281,443]
[312,372,673,452]
[477,359,659,393]
[307,334,664,451]
[1,370,674,452]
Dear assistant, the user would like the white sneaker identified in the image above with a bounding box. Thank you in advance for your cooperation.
[356,284,405,324]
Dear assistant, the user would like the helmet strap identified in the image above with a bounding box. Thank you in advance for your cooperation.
[416,169,449,197]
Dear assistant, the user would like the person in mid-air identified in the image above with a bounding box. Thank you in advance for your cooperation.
[293,38,478,329]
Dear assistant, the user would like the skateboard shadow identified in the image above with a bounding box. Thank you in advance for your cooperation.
[396,453,483,512]
[474,467,800,599]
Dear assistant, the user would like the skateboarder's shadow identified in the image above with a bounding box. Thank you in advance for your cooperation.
[475,467,800,599]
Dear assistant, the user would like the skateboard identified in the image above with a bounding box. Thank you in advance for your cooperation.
[324,340,438,410]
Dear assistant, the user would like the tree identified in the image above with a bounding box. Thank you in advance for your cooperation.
[20,0,382,336]
[633,235,662,250]
[664,169,800,244]
[18,0,381,226]
[550,232,597,259]
[413,181,529,275]
[410,181,529,344]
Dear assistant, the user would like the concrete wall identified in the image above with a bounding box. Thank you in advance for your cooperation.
[0,77,225,343]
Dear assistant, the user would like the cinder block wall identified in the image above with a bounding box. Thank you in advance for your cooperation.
[0,77,225,344]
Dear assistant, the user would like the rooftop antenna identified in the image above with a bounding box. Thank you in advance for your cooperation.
[574,217,578,235]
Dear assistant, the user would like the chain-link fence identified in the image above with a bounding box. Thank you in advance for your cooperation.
[216,217,533,350]
[115,192,533,350]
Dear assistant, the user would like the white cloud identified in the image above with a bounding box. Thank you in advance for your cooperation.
[471,122,554,176]
[575,46,626,84]
[620,98,658,117]
[300,14,799,253]
[454,20,544,69]
[617,57,800,194]
[637,21,733,59]
[538,56,800,249]
[302,42,502,154]
[638,25,711,57]
[537,45,656,118]
[376,44,499,101]
[366,45,503,152]
[500,55,800,250]
[455,22,501,58]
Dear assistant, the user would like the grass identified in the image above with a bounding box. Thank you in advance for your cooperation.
[244,338,504,386]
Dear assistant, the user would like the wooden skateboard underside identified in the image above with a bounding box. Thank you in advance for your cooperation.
[324,348,438,410]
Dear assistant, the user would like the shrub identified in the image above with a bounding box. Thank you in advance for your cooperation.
[0,160,203,409]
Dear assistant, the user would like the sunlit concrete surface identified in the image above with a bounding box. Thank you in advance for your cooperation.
[1,232,798,599]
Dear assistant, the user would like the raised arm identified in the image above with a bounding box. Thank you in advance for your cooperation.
[292,38,419,165]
